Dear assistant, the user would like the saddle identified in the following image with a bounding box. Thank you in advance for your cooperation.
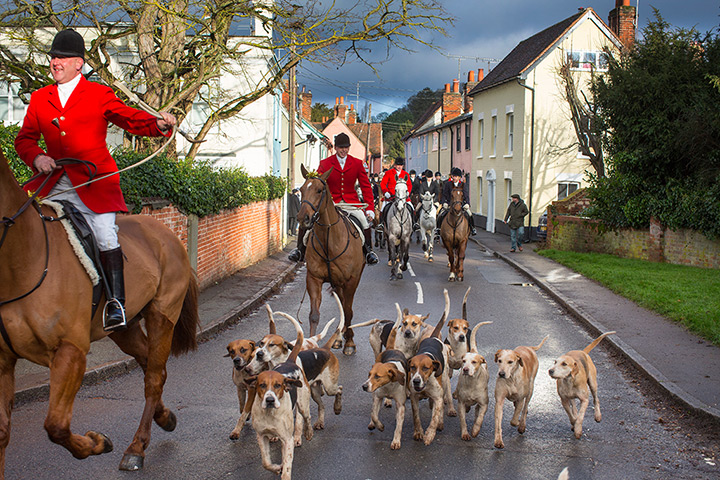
[45,200,105,318]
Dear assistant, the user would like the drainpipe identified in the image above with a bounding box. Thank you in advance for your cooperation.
[516,77,535,241]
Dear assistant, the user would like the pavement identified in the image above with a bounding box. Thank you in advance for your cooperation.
[13,232,720,426]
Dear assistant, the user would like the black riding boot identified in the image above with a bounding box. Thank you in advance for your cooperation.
[363,228,379,265]
[435,209,447,235]
[466,212,477,236]
[407,203,419,231]
[288,226,307,262]
[99,247,127,332]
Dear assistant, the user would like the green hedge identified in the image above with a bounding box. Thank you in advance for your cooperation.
[2,122,286,217]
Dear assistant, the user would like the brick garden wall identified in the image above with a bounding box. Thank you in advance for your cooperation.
[135,199,282,289]
[547,212,720,269]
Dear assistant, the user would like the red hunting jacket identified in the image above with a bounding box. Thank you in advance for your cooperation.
[15,75,170,213]
[380,168,413,201]
[317,154,375,214]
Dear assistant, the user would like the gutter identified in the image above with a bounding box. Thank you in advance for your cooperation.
[516,77,535,239]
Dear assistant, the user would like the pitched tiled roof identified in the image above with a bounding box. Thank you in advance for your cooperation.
[348,123,383,156]
[468,9,588,96]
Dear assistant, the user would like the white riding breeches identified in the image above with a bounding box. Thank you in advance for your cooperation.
[48,174,120,251]
[337,203,369,229]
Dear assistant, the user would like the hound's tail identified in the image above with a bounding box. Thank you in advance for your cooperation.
[322,323,342,350]
[265,304,277,335]
[531,334,550,351]
[274,312,304,363]
[347,318,382,330]
[583,331,616,354]
[311,316,338,343]
[461,286,471,320]
[469,321,493,353]
[431,289,450,339]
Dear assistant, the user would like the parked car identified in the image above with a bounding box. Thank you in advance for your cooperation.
[536,212,548,240]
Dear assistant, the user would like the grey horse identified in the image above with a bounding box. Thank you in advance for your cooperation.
[417,191,437,262]
[385,181,412,279]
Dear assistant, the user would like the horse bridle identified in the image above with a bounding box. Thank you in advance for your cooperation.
[0,159,95,357]
[302,177,355,288]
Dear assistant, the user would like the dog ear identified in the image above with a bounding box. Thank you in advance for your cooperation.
[284,341,293,351]
[421,314,429,322]
[249,341,256,349]
[402,307,409,316]
[432,359,441,372]
[494,350,502,363]
[570,360,579,377]
[516,355,524,367]
[478,355,486,364]
[246,375,258,386]
[223,350,232,358]
[286,378,303,389]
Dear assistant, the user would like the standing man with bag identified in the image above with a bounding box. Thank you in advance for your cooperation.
[15,29,177,332]
[288,132,379,265]
[504,193,529,252]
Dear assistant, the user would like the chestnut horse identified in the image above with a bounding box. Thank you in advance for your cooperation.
[440,187,470,281]
[297,165,365,355]
[0,152,198,476]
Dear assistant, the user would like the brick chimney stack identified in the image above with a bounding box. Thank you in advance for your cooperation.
[335,96,348,122]
[348,104,357,125]
[464,70,479,112]
[298,87,312,121]
[443,79,462,122]
[608,0,636,50]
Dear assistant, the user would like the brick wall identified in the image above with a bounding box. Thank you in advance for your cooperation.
[136,199,282,289]
[547,214,720,269]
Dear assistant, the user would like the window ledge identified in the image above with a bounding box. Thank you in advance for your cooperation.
[504,154,513,158]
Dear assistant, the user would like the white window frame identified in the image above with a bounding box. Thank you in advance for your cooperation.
[506,113,514,156]
[442,129,448,150]
[432,131,438,151]
[567,50,609,72]
[477,118,484,158]
[491,110,498,158]
[558,181,580,200]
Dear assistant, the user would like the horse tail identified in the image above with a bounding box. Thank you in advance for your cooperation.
[171,272,200,356]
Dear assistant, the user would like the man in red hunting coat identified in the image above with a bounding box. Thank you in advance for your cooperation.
[379,156,416,229]
[14,29,177,332]
[288,132,379,265]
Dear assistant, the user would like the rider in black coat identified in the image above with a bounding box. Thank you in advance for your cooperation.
[436,167,476,236]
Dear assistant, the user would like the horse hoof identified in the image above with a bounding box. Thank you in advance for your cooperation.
[159,410,177,432]
[343,345,356,356]
[397,273,403,279]
[448,276,455,282]
[332,339,343,349]
[428,257,433,262]
[387,261,392,266]
[119,453,145,471]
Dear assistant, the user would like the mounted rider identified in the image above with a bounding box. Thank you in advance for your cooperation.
[380,157,416,229]
[415,168,441,225]
[288,132,379,265]
[436,167,477,236]
[14,29,177,332]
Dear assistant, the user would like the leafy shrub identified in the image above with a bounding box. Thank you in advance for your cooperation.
[1,122,286,217]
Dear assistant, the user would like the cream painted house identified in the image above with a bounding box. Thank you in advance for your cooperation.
[469,5,634,235]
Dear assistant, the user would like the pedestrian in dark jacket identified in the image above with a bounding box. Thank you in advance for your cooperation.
[504,194,528,252]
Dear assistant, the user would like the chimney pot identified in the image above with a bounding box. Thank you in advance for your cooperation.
[478,69,484,81]
[445,83,451,93]
[453,79,459,93]
[340,96,344,105]
[468,70,475,82]
[335,97,339,105]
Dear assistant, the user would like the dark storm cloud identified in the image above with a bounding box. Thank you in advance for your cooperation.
[297,0,720,115]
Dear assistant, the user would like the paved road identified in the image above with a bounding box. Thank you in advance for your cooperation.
[5,241,718,479]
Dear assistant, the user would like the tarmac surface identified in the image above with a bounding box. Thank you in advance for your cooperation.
[13,231,720,425]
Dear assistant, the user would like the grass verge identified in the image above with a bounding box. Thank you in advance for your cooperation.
[537,249,720,346]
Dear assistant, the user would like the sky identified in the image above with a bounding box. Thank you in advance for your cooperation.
[295,0,720,118]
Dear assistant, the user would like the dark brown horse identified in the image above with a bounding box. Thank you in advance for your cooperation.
[296,164,365,355]
[0,152,198,476]
[440,187,470,282]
